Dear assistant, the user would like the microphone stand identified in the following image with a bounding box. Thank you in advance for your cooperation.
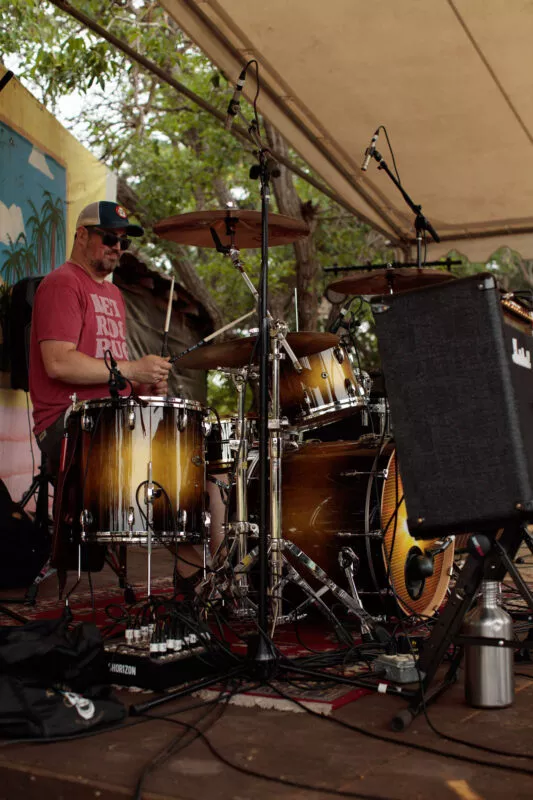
[366,148,440,266]
[248,120,280,674]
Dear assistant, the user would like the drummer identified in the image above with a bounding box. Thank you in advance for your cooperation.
[29,200,171,477]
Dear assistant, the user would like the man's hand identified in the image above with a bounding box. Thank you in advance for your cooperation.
[124,355,171,385]
[150,377,169,397]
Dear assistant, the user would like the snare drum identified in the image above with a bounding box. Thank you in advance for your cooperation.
[74,397,209,545]
[279,344,366,430]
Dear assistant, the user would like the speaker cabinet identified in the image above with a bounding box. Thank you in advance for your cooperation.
[9,276,43,391]
[373,273,533,537]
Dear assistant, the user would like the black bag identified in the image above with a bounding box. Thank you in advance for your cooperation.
[0,479,50,590]
[0,616,126,738]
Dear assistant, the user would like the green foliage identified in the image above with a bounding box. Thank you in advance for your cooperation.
[2,0,531,410]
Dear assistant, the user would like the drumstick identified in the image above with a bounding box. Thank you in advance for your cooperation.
[170,310,255,363]
[203,310,255,344]
[161,275,175,357]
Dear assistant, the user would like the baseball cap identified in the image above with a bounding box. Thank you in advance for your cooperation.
[76,201,144,237]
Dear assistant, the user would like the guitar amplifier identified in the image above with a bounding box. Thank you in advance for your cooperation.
[373,273,533,538]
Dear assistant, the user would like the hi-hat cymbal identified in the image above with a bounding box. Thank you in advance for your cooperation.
[154,209,310,249]
[328,267,455,296]
[176,332,340,370]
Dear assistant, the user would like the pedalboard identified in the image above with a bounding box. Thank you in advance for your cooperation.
[105,640,218,691]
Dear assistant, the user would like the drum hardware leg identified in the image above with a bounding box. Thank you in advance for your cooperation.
[104,545,136,603]
[268,332,285,635]
[232,372,253,608]
[282,539,378,639]
[338,547,373,637]
[145,460,154,596]
[280,562,353,645]
[390,524,528,732]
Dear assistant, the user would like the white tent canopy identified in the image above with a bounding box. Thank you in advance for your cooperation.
[162,0,533,262]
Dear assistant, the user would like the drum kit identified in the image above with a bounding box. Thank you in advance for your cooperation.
[54,207,457,640]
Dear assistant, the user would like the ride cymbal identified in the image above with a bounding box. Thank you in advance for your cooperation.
[154,209,309,248]
[328,267,455,296]
[176,332,340,369]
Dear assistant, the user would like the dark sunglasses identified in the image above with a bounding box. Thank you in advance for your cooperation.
[90,226,131,251]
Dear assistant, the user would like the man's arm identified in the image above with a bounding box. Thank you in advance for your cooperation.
[40,340,171,385]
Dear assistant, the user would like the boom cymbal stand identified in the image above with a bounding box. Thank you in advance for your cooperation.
[207,132,385,652]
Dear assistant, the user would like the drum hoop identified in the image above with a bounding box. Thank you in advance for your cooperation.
[84,530,206,543]
[75,396,206,413]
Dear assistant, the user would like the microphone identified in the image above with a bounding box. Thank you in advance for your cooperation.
[361,128,380,172]
[105,349,127,397]
[329,306,350,334]
[224,67,247,131]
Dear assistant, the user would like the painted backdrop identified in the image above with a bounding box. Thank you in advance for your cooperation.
[0,120,66,284]
[0,65,115,504]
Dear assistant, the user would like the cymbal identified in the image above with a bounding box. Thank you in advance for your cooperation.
[154,209,310,249]
[328,267,455,296]
[176,332,340,370]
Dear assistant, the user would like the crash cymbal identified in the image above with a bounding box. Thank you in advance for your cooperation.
[154,209,309,248]
[328,267,455,296]
[176,332,340,370]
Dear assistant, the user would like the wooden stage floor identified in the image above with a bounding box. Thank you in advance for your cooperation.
[1,548,532,800]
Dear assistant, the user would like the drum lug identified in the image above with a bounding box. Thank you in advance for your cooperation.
[178,509,188,532]
[177,409,188,432]
[333,346,344,364]
[202,510,211,531]
[344,378,356,397]
[125,401,136,430]
[202,417,212,437]
[127,507,135,532]
[80,509,93,529]
[81,413,93,432]
[303,390,312,409]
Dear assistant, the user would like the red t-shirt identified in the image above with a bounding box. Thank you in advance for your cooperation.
[29,260,130,434]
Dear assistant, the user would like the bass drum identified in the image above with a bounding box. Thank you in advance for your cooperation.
[280,440,454,617]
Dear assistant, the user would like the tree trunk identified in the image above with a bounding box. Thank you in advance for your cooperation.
[263,121,320,331]
[117,176,223,329]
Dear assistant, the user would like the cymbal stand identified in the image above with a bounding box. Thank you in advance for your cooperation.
[217,367,260,618]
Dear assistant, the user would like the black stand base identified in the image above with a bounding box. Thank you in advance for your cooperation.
[246,634,279,680]
[391,524,531,731]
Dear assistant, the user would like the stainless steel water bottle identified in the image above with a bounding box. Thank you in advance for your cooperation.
[463,580,514,708]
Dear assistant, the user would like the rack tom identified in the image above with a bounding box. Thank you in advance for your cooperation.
[280,344,366,430]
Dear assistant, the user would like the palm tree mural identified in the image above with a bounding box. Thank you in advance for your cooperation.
[0,190,65,286]
[41,190,66,270]
[2,234,27,284]
[27,199,50,273]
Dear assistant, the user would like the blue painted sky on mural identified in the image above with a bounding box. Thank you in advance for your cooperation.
[0,121,66,283]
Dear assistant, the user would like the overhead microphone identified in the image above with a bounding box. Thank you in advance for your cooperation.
[361,128,380,172]
[224,67,247,130]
